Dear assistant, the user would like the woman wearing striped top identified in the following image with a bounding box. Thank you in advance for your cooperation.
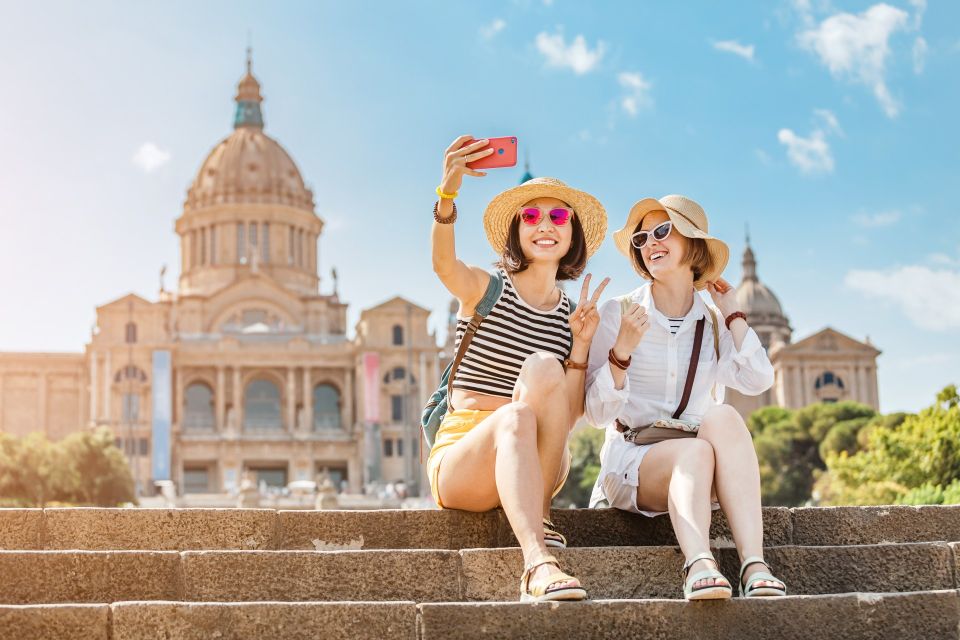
[429,136,608,602]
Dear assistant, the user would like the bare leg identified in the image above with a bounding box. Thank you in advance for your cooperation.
[696,404,782,590]
[436,353,579,591]
[512,353,572,517]
[635,438,728,590]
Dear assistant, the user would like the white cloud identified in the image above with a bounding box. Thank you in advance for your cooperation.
[814,108,843,135]
[755,149,773,166]
[480,18,506,40]
[913,36,928,73]
[853,210,901,227]
[712,39,756,62]
[845,265,960,331]
[777,128,833,173]
[908,0,926,29]
[132,142,171,173]
[617,71,653,116]
[534,30,605,75]
[797,3,911,118]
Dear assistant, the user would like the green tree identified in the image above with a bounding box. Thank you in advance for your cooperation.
[0,432,68,506]
[58,428,136,506]
[555,426,605,508]
[817,386,960,505]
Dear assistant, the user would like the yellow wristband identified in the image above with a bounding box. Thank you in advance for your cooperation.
[436,186,458,200]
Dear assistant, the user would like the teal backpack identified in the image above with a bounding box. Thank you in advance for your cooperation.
[421,271,504,452]
[420,271,577,453]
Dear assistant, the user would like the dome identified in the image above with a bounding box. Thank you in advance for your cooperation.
[736,242,786,319]
[182,50,315,212]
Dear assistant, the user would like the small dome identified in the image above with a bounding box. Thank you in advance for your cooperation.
[737,278,785,318]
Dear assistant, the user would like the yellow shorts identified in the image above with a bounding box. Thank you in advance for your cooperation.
[426,408,571,509]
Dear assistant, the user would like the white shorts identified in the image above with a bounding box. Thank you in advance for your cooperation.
[598,441,721,518]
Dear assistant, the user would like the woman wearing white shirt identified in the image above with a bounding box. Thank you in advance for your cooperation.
[585,195,787,601]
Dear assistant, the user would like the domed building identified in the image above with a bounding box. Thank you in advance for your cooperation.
[0,53,441,500]
[725,234,881,419]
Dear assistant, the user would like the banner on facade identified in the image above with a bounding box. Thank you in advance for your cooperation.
[362,352,380,423]
[151,350,172,482]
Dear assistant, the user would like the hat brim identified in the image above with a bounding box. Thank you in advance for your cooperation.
[613,198,729,291]
[483,178,607,258]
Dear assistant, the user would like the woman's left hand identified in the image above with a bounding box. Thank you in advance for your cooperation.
[706,277,741,317]
[570,274,610,346]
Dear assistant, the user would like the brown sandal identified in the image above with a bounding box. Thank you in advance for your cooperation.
[519,554,587,602]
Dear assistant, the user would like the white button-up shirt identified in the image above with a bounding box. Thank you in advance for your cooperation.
[584,283,774,507]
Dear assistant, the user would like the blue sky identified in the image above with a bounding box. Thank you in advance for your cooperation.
[0,1,957,413]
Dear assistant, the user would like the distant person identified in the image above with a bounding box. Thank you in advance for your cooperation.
[427,135,609,602]
[585,195,786,600]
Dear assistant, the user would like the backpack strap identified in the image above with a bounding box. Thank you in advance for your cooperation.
[672,317,706,419]
[445,272,504,408]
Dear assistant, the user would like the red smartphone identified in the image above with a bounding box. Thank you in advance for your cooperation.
[462,136,518,170]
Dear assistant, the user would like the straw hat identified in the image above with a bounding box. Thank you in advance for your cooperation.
[613,194,729,291]
[482,177,607,258]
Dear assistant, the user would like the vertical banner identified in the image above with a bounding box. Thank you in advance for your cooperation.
[362,352,380,423]
[151,350,172,482]
[361,352,381,484]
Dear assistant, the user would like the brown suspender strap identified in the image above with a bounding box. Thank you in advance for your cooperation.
[672,317,705,419]
[445,314,484,412]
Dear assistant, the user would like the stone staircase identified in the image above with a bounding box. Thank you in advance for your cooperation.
[1,506,959,639]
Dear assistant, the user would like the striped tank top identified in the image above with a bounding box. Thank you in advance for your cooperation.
[451,268,573,398]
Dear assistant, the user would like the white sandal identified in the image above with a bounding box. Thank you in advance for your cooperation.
[682,552,732,601]
[739,556,787,598]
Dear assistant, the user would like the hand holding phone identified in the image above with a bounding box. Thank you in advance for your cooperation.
[462,136,518,170]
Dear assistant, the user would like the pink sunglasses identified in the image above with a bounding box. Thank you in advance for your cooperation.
[519,206,573,226]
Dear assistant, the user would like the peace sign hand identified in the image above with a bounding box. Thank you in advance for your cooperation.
[569,274,611,348]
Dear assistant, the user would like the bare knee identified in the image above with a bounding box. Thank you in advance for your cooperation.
[699,404,749,440]
[493,401,537,446]
[675,438,716,475]
[518,352,565,387]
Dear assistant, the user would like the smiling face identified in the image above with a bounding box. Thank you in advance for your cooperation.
[636,210,685,279]
[517,196,574,261]
[497,196,587,281]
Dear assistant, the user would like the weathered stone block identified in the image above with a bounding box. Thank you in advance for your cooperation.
[0,509,42,550]
[0,604,108,640]
[181,550,461,602]
[43,508,277,550]
[110,601,417,640]
[791,506,960,545]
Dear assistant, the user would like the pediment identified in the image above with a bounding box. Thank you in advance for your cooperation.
[779,327,881,356]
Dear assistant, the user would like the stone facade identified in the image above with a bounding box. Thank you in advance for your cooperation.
[725,236,881,418]
[0,53,440,497]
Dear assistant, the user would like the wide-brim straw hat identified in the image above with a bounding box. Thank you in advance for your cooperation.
[613,194,729,291]
[483,177,607,258]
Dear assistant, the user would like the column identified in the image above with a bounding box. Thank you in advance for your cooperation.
[103,351,112,424]
[216,366,226,431]
[343,367,354,431]
[286,367,296,432]
[793,365,805,409]
[174,367,184,428]
[856,364,868,405]
[232,367,242,431]
[38,374,48,436]
[90,355,98,422]
[302,368,312,433]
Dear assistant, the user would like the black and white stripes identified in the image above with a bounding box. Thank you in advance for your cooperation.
[452,269,573,398]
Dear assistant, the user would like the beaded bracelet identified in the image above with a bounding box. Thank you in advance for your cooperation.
[724,311,747,329]
[433,200,457,224]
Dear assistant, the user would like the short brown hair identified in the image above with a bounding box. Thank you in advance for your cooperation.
[630,221,711,282]
[496,214,587,281]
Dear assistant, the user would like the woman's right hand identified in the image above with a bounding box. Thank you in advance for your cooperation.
[612,303,650,361]
[440,135,495,194]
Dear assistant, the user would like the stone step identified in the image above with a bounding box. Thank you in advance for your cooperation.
[3,505,959,551]
[419,591,960,640]
[4,592,958,640]
[0,543,956,604]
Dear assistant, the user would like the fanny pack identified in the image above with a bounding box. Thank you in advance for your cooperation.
[615,298,719,446]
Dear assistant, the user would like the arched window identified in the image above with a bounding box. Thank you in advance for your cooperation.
[392,367,405,380]
[815,371,845,403]
[244,379,282,430]
[184,383,215,430]
[313,384,342,430]
[114,365,147,384]
[815,371,845,390]
[125,322,137,344]
[392,325,404,346]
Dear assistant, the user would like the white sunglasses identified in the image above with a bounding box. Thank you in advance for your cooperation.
[630,221,672,249]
